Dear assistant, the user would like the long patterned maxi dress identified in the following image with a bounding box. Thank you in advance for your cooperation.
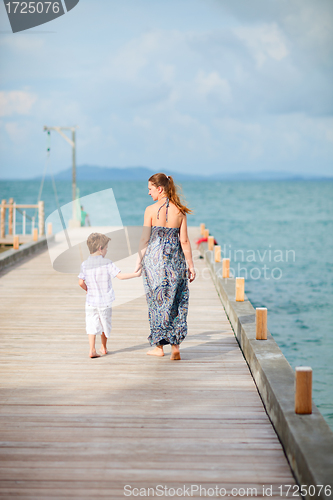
[142,200,189,346]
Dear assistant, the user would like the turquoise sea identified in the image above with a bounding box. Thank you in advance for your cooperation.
[1,179,333,430]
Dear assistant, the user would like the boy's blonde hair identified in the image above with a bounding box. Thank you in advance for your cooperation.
[87,233,111,254]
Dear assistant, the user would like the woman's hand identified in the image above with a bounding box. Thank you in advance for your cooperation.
[134,263,142,274]
[188,267,196,283]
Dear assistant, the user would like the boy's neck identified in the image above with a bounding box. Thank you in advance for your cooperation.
[91,251,103,257]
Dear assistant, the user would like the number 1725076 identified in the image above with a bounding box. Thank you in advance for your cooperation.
[5,2,60,14]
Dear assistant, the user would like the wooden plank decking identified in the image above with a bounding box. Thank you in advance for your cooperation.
[0,227,299,499]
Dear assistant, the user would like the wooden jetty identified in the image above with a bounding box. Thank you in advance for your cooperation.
[0,199,45,247]
[0,227,300,499]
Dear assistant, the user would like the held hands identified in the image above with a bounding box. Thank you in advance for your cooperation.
[134,263,142,275]
[133,264,142,277]
[188,267,196,283]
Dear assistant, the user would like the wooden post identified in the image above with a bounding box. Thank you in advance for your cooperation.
[203,228,209,239]
[222,258,230,278]
[236,277,245,301]
[47,222,53,236]
[1,199,6,238]
[22,211,26,235]
[295,367,312,414]
[8,198,14,235]
[38,201,45,236]
[33,228,38,242]
[13,235,19,250]
[200,223,205,235]
[256,308,267,340]
[208,235,214,251]
[13,203,16,236]
[214,245,221,263]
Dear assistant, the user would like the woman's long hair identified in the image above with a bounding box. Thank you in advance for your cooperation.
[149,173,192,214]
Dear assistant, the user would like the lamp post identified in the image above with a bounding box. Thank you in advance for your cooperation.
[43,125,79,227]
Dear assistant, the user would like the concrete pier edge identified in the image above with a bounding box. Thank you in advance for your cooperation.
[0,235,54,272]
[199,242,333,499]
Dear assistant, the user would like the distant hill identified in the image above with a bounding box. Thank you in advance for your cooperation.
[33,165,202,181]
[31,165,332,182]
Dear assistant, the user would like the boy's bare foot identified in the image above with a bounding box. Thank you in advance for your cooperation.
[101,333,108,355]
[147,346,164,357]
[89,351,100,358]
[170,346,181,360]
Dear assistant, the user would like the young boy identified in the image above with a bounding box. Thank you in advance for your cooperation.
[78,232,140,358]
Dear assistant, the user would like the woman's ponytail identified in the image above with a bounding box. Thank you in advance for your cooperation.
[149,173,192,214]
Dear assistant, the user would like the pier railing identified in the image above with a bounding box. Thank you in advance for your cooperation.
[198,223,333,500]
[1,199,45,244]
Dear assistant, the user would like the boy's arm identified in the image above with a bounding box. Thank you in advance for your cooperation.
[79,279,87,291]
[116,270,141,280]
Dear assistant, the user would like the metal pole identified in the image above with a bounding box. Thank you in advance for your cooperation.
[43,125,78,225]
[72,129,76,221]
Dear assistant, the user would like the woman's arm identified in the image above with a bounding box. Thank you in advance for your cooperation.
[134,207,152,272]
[179,215,196,283]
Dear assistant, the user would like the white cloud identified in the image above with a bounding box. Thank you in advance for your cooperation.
[234,23,289,68]
[158,63,175,83]
[195,70,231,103]
[133,116,150,129]
[4,121,28,144]
[0,35,44,52]
[0,91,37,117]
[106,31,166,81]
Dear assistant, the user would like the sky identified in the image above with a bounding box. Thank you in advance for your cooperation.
[0,0,332,179]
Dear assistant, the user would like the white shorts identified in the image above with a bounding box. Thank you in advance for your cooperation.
[85,304,112,338]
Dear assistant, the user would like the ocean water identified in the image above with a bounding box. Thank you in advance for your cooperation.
[1,179,333,430]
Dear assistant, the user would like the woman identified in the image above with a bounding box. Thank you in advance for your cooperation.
[136,173,196,360]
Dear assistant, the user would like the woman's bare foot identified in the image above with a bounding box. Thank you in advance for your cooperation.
[147,346,164,357]
[170,345,181,360]
[99,346,108,355]
[89,350,100,358]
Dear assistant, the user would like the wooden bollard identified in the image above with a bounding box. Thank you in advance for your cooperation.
[295,367,312,414]
[203,228,209,239]
[33,228,38,242]
[47,222,53,236]
[222,258,230,278]
[208,235,214,251]
[214,245,221,263]
[200,223,205,235]
[13,235,19,250]
[256,308,267,340]
[235,277,244,301]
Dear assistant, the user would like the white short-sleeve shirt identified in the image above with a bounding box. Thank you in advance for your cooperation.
[78,255,121,307]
